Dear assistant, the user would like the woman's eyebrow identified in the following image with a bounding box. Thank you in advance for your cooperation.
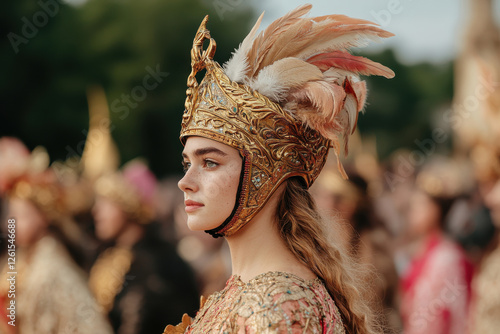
[182,147,228,158]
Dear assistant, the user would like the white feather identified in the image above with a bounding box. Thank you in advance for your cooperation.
[343,94,358,134]
[248,66,287,102]
[223,12,265,83]
[223,45,250,83]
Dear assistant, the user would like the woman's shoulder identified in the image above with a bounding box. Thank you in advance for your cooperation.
[188,271,345,333]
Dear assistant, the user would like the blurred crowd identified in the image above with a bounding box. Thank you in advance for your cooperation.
[0,76,499,334]
[0,125,500,334]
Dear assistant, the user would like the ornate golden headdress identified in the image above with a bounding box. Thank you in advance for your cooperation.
[181,5,394,237]
[0,137,66,220]
[94,159,157,224]
[80,86,156,224]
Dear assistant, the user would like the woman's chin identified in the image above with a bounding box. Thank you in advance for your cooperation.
[186,218,223,232]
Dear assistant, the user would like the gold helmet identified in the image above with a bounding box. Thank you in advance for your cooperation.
[181,5,394,237]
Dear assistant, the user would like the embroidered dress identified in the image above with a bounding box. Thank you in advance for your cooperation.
[185,271,345,334]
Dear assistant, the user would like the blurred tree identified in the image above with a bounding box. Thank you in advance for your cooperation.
[1,1,86,162]
[358,49,454,160]
[1,0,255,176]
[0,1,454,176]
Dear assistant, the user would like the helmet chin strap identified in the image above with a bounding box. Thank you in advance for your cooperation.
[204,154,248,238]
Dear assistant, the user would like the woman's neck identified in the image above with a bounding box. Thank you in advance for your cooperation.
[225,186,316,282]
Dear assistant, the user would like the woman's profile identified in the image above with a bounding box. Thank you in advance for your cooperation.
[165,4,394,334]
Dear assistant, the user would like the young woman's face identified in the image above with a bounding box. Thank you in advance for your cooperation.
[178,136,242,231]
[407,190,441,237]
[92,196,128,241]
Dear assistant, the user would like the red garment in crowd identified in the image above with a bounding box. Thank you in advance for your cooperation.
[401,233,473,334]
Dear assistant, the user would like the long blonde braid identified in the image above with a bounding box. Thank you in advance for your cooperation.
[275,178,382,334]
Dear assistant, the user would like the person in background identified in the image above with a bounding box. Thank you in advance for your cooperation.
[0,136,113,334]
[89,159,199,334]
[468,143,500,333]
[311,167,401,333]
[400,157,473,334]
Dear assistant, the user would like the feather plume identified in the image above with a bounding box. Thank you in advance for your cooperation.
[312,14,380,25]
[245,4,312,77]
[289,80,347,132]
[292,24,394,61]
[307,51,395,78]
[220,4,394,176]
[342,79,359,134]
[311,81,346,122]
[248,57,323,102]
[322,68,354,81]
[351,80,367,112]
[242,6,393,77]
[223,12,265,82]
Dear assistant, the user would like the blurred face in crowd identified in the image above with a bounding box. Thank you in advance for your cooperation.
[485,179,500,227]
[312,185,357,222]
[178,136,242,231]
[7,197,48,247]
[407,190,441,237]
[92,196,128,241]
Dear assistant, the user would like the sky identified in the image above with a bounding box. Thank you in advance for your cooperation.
[253,0,500,65]
[63,0,500,65]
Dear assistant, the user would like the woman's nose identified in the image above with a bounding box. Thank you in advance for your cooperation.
[178,168,199,193]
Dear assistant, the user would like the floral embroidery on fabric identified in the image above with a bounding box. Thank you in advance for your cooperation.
[185,271,345,334]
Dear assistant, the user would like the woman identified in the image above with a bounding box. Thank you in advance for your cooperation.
[165,5,394,334]
[0,137,113,334]
[400,159,473,334]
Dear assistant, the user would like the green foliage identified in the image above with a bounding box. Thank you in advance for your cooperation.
[1,1,454,176]
[1,0,255,176]
[358,49,454,159]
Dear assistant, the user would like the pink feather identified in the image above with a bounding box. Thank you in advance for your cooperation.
[307,51,395,78]
[352,81,367,112]
[221,5,395,178]
[291,81,347,124]
[246,4,312,77]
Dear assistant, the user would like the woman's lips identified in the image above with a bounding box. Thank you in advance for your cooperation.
[184,199,204,213]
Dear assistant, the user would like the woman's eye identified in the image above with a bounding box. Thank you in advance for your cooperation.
[205,160,218,168]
